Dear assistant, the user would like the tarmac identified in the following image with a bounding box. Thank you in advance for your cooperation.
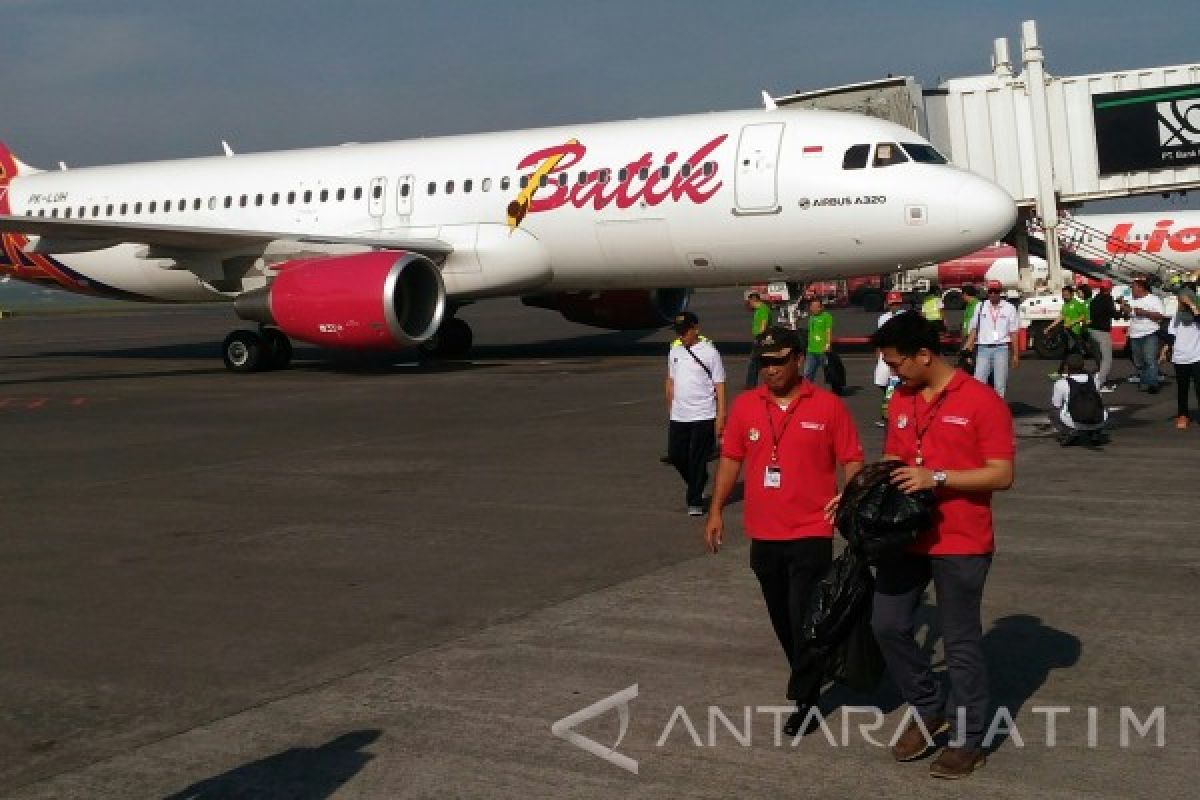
[0,291,1195,799]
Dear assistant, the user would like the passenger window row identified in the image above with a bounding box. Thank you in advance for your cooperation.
[27,185,371,219]
[424,161,718,195]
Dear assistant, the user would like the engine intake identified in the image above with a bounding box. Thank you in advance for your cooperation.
[235,252,445,349]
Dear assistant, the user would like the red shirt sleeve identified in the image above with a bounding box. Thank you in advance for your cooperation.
[975,391,1016,460]
[831,398,864,464]
[722,395,748,460]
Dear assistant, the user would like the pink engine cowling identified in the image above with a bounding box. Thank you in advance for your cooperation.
[234,252,446,349]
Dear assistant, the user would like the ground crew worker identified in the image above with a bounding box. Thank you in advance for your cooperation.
[959,286,980,342]
[867,312,1015,780]
[666,312,726,515]
[1121,279,1167,394]
[705,326,863,737]
[745,292,771,389]
[963,281,1020,398]
[874,291,907,427]
[1088,279,1118,390]
[921,291,945,337]
[1045,285,1091,372]
[803,298,834,384]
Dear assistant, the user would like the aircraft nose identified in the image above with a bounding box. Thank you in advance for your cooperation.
[953,175,1017,244]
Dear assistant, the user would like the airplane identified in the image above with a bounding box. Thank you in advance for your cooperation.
[0,108,1016,372]
[1062,210,1200,274]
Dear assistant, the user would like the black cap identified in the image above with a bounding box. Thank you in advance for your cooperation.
[671,311,699,334]
[752,326,800,357]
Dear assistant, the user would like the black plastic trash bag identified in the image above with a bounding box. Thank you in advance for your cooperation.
[824,352,847,394]
[800,547,872,648]
[824,603,886,693]
[835,461,936,565]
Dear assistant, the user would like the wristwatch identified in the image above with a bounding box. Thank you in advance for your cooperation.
[932,470,948,489]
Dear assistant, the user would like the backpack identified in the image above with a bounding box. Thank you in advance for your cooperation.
[824,352,847,394]
[1066,376,1104,426]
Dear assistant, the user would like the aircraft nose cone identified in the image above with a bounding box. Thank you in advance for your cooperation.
[954,175,1017,244]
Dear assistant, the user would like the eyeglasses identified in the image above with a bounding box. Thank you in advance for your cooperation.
[758,353,793,367]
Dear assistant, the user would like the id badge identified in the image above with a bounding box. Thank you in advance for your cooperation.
[763,465,782,489]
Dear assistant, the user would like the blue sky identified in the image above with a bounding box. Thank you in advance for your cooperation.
[1,0,1197,212]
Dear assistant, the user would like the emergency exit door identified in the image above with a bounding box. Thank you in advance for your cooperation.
[734,123,784,212]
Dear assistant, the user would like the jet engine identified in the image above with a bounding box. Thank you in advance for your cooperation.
[234,251,446,349]
[521,288,690,330]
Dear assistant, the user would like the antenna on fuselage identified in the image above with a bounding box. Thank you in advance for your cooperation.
[761,91,778,111]
[221,141,235,157]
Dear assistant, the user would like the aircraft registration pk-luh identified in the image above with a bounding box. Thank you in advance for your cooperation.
[0,107,1016,371]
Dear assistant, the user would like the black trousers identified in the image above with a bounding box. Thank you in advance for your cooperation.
[750,538,833,703]
[1176,361,1200,418]
[667,419,715,507]
[872,554,992,749]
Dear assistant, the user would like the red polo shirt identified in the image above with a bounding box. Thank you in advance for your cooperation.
[884,370,1015,555]
[722,383,864,540]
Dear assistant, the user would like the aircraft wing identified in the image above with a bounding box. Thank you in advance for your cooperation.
[0,215,454,258]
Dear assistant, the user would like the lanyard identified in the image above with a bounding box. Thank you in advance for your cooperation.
[985,302,1005,341]
[911,391,950,466]
[762,395,801,463]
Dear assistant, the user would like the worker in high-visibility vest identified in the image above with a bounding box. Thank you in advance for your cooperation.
[921,291,946,352]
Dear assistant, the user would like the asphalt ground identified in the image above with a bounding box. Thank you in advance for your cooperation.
[0,291,1196,799]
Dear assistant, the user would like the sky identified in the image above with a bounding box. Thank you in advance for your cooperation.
[1,0,1197,213]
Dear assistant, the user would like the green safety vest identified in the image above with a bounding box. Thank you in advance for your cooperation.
[922,295,943,321]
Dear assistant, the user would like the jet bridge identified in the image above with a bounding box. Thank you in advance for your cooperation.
[773,19,1200,292]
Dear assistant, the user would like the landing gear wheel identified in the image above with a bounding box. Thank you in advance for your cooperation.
[262,328,293,371]
[222,330,265,373]
[419,317,474,359]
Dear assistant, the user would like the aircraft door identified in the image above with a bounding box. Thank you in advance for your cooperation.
[368,177,387,218]
[734,123,784,212]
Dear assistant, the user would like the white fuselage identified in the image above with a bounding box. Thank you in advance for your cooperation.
[1,109,1015,303]
[1066,211,1200,273]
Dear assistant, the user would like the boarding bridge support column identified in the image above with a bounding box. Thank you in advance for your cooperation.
[1014,207,1035,293]
[1022,19,1065,291]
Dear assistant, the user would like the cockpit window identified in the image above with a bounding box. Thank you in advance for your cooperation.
[900,143,948,164]
[842,144,869,170]
[873,143,908,167]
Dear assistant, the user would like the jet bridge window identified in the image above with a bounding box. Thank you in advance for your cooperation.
[842,144,870,170]
[900,143,947,164]
[872,143,908,167]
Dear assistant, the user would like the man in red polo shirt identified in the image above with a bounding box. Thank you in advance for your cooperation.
[869,312,1015,779]
[705,327,863,736]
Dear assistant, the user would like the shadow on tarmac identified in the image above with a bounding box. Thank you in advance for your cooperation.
[159,729,382,800]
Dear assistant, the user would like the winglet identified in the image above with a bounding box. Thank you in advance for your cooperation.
[761,90,778,111]
[222,140,235,157]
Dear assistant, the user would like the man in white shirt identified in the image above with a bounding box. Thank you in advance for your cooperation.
[1168,312,1200,429]
[666,312,727,515]
[963,281,1021,397]
[1050,353,1108,446]
[1120,279,1167,394]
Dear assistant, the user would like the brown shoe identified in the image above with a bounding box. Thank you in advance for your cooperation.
[890,715,948,761]
[929,746,986,779]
